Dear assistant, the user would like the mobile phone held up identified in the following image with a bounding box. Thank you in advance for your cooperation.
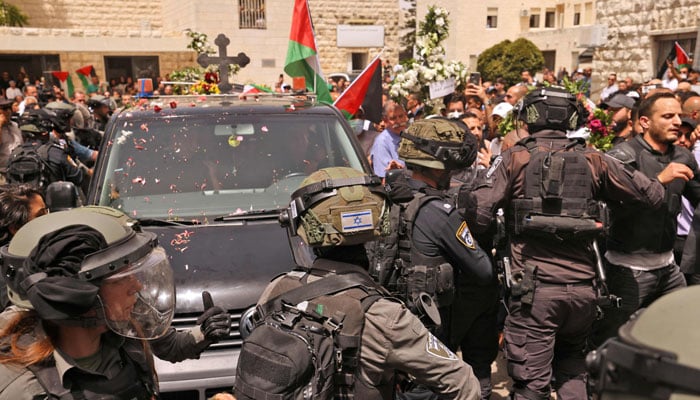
[469,72,481,86]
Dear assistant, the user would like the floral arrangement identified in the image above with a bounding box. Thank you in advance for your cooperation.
[185,29,214,55]
[190,72,221,95]
[169,30,240,94]
[562,76,614,151]
[389,6,468,115]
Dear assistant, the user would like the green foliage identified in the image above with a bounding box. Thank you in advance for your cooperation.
[477,38,544,86]
[0,1,28,27]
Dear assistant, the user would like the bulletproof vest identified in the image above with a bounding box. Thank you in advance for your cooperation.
[508,136,604,242]
[237,259,392,400]
[6,142,63,191]
[25,339,157,400]
[367,176,454,327]
[606,136,691,253]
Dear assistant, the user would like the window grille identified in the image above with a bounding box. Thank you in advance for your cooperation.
[239,0,266,30]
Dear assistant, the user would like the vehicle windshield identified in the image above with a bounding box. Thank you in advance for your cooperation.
[97,112,364,221]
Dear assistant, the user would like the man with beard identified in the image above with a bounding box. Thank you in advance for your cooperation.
[601,92,637,144]
[594,92,700,345]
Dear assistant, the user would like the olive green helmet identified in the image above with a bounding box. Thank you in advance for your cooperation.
[281,167,390,247]
[587,286,700,399]
[398,117,478,170]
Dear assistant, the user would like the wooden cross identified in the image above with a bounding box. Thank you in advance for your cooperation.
[197,34,250,93]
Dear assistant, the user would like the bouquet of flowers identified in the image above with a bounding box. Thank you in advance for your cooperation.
[389,6,468,115]
[585,106,614,151]
[190,72,221,95]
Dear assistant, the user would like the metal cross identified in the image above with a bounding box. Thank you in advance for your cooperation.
[197,34,250,93]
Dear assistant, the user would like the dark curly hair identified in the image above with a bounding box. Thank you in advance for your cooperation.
[0,184,45,247]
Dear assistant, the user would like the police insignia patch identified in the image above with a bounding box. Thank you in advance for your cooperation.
[456,221,476,249]
[426,332,458,360]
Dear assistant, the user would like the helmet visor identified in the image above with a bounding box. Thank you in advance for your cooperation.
[99,246,175,339]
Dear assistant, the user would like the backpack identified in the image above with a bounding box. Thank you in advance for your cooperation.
[6,142,56,190]
[234,270,385,400]
[365,171,455,328]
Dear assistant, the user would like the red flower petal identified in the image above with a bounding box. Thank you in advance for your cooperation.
[153,105,162,112]
[169,101,177,109]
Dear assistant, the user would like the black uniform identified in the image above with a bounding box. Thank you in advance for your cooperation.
[460,130,665,400]
[408,177,498,399]
[594,134,700,344]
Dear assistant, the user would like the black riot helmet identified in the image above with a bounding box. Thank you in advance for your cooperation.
[516,86,587,133]
[0,206,175,339]
[19,108,69,137]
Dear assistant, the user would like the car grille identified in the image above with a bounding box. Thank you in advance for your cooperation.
[170,309,244,350]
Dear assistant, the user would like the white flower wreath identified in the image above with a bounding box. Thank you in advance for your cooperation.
[389,6,468,115]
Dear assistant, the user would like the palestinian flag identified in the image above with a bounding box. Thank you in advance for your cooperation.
[243,83,274,94]
[333,55,383,124]
[76,65,98,93]
[676,41,691,68]
[51,71,75,99]
[284,0,332,104]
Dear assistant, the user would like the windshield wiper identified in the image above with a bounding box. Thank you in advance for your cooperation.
[137,218,203,227]
[213,209,282,222]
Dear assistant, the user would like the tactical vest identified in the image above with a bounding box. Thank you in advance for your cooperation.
[240,259,393,400]
[606,136,691,253]
[24,339,157,400]
[367,180,454,327]
[508,136,605,242]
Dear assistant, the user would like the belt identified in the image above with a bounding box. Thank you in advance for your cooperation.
[536,280,593,288]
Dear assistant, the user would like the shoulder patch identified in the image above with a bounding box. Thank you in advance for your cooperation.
[425,332,458,360]
[427,199,453,215]
[486,155,502,179]
[455,221,476,249]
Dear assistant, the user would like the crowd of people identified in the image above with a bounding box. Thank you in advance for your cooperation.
[0,58,699,400]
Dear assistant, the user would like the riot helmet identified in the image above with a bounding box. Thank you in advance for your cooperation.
[516,86,587,133]
[0,206,175,339]
[587,286,700,399]
[279,167,390,248]
[44,101,77,133]
[19,108,68,137]
[398,117,478,170]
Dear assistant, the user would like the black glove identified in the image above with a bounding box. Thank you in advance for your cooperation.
[196,291,231,343]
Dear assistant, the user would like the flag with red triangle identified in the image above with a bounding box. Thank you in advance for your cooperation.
[675,41,690,68]
[284,0,332,104]
[333,55,383,124]
[51,71,75,99]
[75,65,97,93]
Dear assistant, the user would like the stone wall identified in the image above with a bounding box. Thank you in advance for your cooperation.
[9,0,165,32]
[593,0,700,97]
[310,0,400,75]
[2,0,401,87]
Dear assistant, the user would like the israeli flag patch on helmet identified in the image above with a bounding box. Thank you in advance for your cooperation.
[341,209,373,232]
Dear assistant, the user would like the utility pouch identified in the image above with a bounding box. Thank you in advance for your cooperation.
[510,265,537,305]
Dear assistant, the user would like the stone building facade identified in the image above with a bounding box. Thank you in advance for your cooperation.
[593,0,700,89]
[0,0,400,93]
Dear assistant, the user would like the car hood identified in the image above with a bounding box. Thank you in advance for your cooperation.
[148,221,295,313]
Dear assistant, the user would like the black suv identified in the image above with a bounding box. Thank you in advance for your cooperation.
[87,95,372,399]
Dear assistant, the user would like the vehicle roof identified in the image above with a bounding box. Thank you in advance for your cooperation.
[113,94,340,119]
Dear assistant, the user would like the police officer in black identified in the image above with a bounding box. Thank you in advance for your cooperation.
[389,118,497,399]
[458,86,674,400]
[13,108,84,191]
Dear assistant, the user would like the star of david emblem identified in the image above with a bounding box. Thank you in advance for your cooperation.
[353,216,363,226]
